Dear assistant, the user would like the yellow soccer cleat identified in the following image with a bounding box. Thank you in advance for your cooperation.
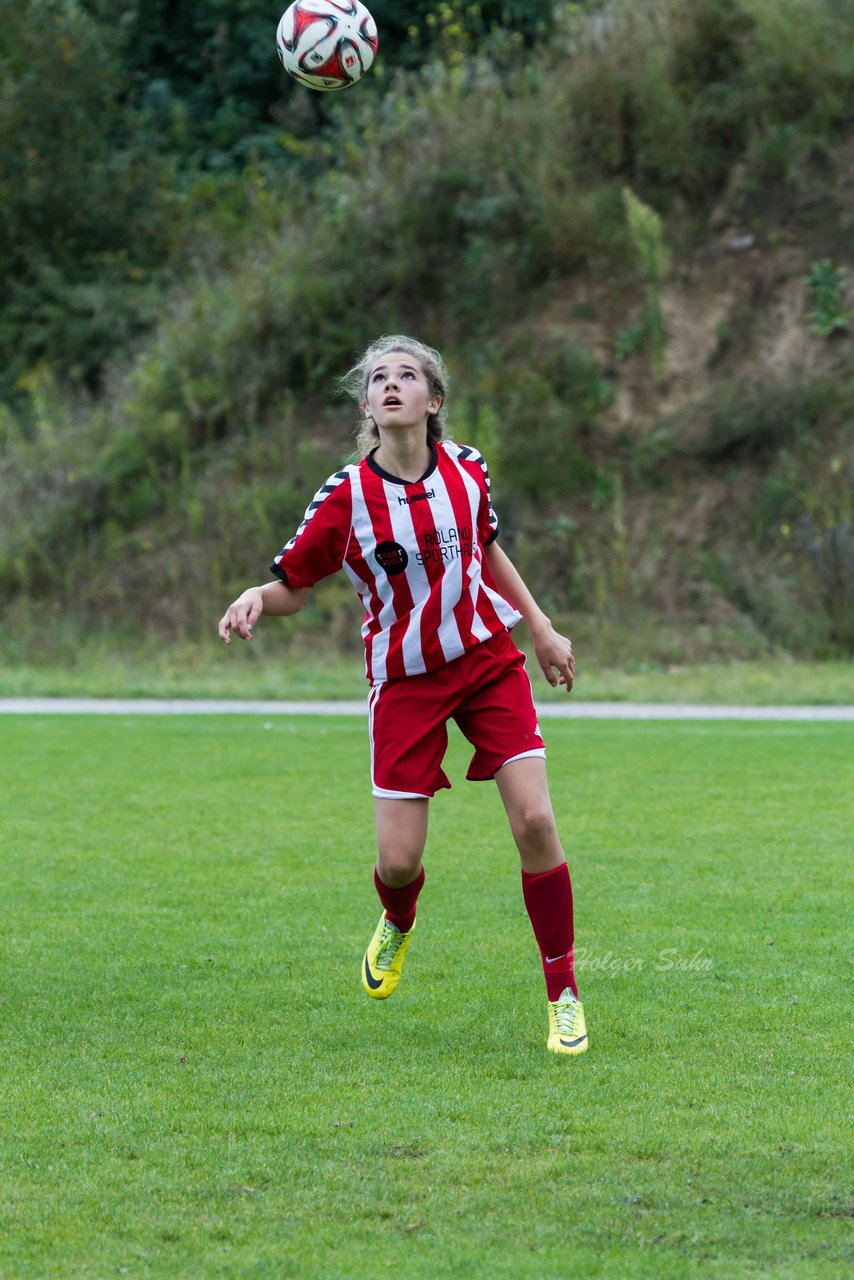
[547,988,589,1055]
[361,911,415,999]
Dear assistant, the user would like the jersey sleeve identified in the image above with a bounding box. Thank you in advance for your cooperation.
[478,452,500,546]
[269,470,352,589]
[455,444,500,547]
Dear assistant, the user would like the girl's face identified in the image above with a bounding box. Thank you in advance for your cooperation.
[363,352,442,432]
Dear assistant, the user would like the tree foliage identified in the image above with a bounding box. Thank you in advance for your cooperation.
[0,1,177,392]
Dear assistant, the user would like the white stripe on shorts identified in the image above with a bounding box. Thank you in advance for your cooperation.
[496,748,547,770]
[372,784,432,800]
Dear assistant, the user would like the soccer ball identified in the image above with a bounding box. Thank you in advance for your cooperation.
[276,0,378,92]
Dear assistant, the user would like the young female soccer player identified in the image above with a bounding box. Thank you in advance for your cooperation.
[218,335,588,1055]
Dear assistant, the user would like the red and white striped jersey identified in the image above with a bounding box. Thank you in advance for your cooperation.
[270,440,522,682]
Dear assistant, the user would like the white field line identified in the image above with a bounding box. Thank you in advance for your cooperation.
[0,698,852,720]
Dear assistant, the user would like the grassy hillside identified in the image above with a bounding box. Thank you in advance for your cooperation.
[1,0,852,670]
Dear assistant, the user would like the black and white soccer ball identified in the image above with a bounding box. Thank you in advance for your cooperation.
[276,0,378,92]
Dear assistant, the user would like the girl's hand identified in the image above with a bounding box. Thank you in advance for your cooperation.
[218,589,264,645]
[533,624,575,692]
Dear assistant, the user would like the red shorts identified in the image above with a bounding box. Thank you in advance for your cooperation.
[367,629,545,798]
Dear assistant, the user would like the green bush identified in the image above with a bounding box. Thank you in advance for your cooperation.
[693,380,836,464]
[757,423,854,652]
[556,0,853,201]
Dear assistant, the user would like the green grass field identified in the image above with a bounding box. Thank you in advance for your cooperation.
[1,715,851,1279]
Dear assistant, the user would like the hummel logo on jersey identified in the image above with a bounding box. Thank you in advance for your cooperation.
[398,488,435,506]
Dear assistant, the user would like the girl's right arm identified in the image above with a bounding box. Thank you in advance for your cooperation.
[218,581,311,645]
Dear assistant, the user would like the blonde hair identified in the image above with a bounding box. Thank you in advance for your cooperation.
[340,335,450,457]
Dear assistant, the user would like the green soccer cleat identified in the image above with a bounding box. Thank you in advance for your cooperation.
[547,987,589,1055]
[361,911,415,999]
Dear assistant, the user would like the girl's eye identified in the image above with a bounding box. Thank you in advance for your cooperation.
[403,371,415,379]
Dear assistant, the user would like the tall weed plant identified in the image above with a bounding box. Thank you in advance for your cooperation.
[806,260,851,338]
[620,188,670,381]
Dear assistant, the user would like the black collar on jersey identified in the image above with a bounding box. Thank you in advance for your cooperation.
[366,439,438,486]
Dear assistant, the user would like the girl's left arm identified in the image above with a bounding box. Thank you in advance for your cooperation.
[484,541,575,691]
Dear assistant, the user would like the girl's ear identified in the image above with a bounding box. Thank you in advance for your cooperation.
[429,395,443,415]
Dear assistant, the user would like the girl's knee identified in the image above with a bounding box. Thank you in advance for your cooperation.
[376,850,423,887]
[512,804,558,850]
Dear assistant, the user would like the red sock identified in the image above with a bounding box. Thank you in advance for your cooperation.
[374,865,424,934]
[521,863,577,1000]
